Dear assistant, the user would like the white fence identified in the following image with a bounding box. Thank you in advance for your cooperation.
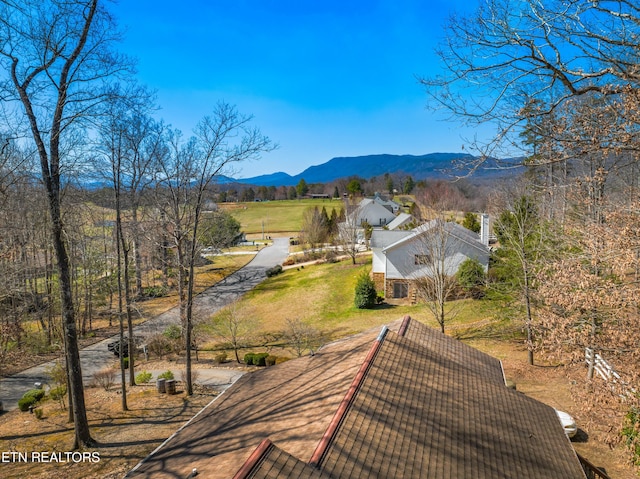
[585,348,635,398]
[584,348,620,381]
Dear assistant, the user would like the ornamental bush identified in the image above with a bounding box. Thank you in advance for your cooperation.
[252,352,269,366]
[354,272,377,309]
[265,265,283,277]
[18,396,36,412]
[18,389,45,411]
[244,352,255,365]
[157,370,174,380]
[135,371,153,384]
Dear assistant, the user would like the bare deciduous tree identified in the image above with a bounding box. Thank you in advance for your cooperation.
[412,219,463,334]
[337,199,363,264]
[284,318,323,357]
[423,0,640,163]
[492,192,550,365]
[156,103,273,394]
[0,0,132,448]
[300,206,328,251]
[208,301,257,363]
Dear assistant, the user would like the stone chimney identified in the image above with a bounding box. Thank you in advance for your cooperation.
[480,213,490,246]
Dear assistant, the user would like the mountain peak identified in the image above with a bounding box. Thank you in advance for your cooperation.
[231,152,487,187]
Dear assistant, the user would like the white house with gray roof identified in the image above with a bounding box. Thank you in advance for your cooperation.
[371,220,490,301]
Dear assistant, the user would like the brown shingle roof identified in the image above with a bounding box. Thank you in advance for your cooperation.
[235,440,330,479]
[128,317,586,479]
[126,326,383,479]
[315,323,585,478]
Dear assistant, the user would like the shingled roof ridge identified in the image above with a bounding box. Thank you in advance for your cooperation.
[397,314,412,336]
[308,325,389,468]
[233,438,274,479]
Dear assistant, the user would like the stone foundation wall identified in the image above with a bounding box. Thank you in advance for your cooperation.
[384,278,419,304]
[372,272,385,293]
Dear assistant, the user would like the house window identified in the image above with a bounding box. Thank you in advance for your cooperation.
[393,282,408,298]
[415,254,431,265]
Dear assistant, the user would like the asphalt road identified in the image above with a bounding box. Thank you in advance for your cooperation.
[0,238,290,412]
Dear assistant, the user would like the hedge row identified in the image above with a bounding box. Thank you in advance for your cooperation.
[243,352,289,367]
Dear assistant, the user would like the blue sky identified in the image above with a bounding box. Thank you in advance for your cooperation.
[111,0,482,179]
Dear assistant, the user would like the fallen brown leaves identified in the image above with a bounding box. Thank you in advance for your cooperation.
[0,383,217,479]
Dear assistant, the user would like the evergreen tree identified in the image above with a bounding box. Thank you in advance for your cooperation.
[403,176,415,194]
[347,179,363,196]
[354,272,377,309]
[386,174,394,194]
[491,195,547,365]
[296,178,309,197]
[462,212,481,233]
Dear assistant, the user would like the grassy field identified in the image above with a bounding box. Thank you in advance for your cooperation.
[218,199,344,238]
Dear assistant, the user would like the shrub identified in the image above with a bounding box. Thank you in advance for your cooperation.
[34,408,43,419]
[18,394,37,411]
[18,396,35,412]
[18,389,45,411]
[252,352,269,366]
[157,370,174,380]
[354,272,377,309]
[50,385,66,400]
[265,355,278,367]
[244,353,255,365]
[324,250,338,263]
[143,286,167,298]
[148,334,173,358]
[25,388,45,401]
[122,357,129,369]
[214,352,228,364]
[275,356,291,365]
[265,265,283,277]
[135,371,153,384]
[93,368,116,391]
[163,324,183,340]
[180,368,200,385]
[622,406,640,466]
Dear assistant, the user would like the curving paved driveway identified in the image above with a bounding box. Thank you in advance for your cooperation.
[0,238,290,412]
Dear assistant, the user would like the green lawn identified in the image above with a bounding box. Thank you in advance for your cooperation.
[219,199,344,237]
[204,256,510,348]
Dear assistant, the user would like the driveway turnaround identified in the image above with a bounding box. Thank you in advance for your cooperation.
[0,238,290,412]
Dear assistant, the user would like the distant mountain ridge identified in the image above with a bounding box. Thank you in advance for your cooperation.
[229,153,520,187]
